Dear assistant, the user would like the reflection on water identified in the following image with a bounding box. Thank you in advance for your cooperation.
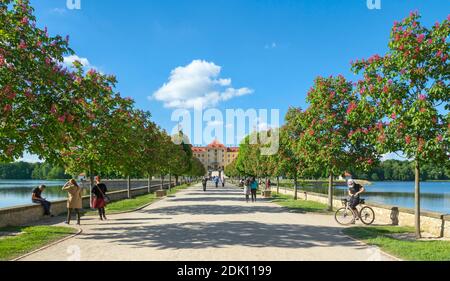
[298,181,450,214]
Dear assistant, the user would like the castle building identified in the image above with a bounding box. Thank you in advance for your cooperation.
[192,140,239,175]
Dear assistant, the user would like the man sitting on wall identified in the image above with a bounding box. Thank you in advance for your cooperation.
[32,185,54,217]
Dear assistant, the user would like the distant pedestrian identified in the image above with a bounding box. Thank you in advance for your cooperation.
[92,176,108,221]
[266,179,271,190]
[202,177,208,192]
[32,185,53,217]
[250,177,259,203]
[243,178,251,203]
[215,177,219,188]
[62,179,82,225]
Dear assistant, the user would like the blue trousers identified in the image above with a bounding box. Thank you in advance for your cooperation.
[33,199,51,215]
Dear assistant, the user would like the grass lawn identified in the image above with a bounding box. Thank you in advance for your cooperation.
[85,183,192,215]
[271,193,330,214]
[343,226,450,261]
[167,183,191,196]
[0,226,77,261]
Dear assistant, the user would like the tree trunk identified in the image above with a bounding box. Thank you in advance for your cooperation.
[415,161,422,239]
[294,175,298,200]
[160,174,164,190]
[328,172,334,211]
[89,162,94,207]
[175,175,179,186]
[169,173,172,191]
[127,175,131,199]
[148,174,152,194]
[277,176,280,194]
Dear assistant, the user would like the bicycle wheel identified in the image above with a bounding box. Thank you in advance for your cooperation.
[335,207,355,225]
[360,206,375,225]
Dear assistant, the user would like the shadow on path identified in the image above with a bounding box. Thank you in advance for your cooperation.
[167,196,258,203]
[142,204,282,216]
[80,221,363,251]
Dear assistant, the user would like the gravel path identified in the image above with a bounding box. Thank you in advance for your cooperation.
[21,183,394,261]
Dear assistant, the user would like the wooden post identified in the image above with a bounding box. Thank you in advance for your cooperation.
[415,161,422,239]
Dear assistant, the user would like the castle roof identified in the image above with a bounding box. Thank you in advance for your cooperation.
[207,139,226,148]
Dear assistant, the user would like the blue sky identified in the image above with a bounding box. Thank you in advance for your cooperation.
[21,0,449,162]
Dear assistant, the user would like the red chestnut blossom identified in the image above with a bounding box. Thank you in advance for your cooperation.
[405,136,412,144]
[3,104,12,112]
[21,17,28,25]
[18,40,27,49]
[417,34,425,43]
[50,104,57,114]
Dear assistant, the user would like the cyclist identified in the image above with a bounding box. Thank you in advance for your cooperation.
[347,179,365,223]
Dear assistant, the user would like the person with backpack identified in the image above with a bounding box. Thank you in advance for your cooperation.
[92,176,109,221]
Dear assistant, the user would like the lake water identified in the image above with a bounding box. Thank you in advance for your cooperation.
[299,181,450,214]
[0,180,75,209]
[1,180,450,214]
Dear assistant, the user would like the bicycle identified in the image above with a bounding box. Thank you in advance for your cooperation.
[334,198,375,226]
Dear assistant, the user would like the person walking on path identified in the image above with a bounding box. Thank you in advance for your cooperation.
[92,176,108,221]
[250,177,259,203]
[202,177,208,192]
[62,179,82,225]
[222,177,226,188]
[265,179,271,191]
[32,185,53,217]
[243,178,251,203]
[215,177,219,188]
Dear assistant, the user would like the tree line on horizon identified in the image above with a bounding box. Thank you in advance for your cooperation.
[3,159,448,182]
[0,1,206,190]
[226,11,449,238]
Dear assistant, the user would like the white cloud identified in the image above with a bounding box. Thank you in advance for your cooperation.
[63,55,90,68]
[152,60,253,109]
[254,116,276,132]
[382,152,411,161]
[17,153,43,163]
[50,8,67,15]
